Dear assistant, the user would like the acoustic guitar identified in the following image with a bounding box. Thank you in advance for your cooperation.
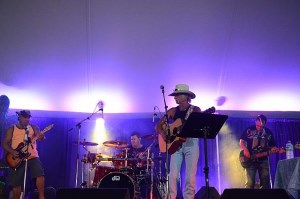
[5,124,54,169]
[158,106,215,154]
[239,146,285,168]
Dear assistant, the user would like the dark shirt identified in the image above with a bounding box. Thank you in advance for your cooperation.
[173,105,190,121]
[128,145,146,158]
[240,125,276,160]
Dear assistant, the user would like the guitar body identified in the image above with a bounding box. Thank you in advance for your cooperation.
[239,150,252,168]
[5,142,31,170]
[5,124,54,169]
[158,107,216,154]
[158,119,185,154]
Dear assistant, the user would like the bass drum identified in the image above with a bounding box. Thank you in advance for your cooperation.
[99,172,135,199]
[92,166,116,188]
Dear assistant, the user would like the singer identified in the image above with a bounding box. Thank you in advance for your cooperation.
[1,110,46,199]
[155,84,201,199]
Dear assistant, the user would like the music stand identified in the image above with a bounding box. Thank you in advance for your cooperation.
[179,112,228,199]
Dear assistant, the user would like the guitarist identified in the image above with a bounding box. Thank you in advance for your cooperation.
[155,84,201,199]
[239,114,276,189]
[1,110,46,199]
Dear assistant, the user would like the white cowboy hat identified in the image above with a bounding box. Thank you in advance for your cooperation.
[168,84,196,99]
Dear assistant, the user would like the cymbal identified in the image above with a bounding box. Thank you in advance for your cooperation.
[142,134,157,140]
[103,140,129,148]
[72,141,98,146]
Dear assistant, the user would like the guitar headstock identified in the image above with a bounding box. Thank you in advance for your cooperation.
[270,146,285,154]
[203,106,216,114]
[278,147,286,153]
[42,124,54,133]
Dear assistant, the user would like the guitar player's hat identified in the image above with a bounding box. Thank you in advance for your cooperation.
[169,84,196,99]
[16,110,31,118]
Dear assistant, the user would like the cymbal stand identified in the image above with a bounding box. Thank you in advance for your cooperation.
[145,139,156,199]
[80,145,90,188]
[145,139,156,172]
[68,108,102,188]
[160,85,170,199]
[156,151,167,199]
[124,148,128,168]
[150,152,154,199]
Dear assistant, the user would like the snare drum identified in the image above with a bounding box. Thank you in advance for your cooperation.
[99,172,136,199]
[92,166,116,187]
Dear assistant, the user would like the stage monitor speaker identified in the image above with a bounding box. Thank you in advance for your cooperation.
[195,186,220,199]
[29,186,56,199]
[220,188,290,199]
[55,188,130,199]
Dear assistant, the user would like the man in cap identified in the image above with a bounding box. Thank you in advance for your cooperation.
[2,110,46,199]
[155,84,201,199]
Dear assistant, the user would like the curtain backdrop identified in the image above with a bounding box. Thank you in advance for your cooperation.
[1,113,300,194]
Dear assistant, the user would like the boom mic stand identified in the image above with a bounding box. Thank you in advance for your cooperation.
[160,85,171,199]
[68,108,103,188]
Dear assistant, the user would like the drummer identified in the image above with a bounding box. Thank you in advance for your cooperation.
[128,132,146,157]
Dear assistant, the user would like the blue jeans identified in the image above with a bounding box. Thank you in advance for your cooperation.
[169,138,199,199]
[244,159,271,189]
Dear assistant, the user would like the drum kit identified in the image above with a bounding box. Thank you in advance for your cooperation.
[77,133,165,199]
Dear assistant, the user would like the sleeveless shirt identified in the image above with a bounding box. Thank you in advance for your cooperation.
[11,125,39,159]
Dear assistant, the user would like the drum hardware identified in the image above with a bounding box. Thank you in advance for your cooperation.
[69,106,102,188]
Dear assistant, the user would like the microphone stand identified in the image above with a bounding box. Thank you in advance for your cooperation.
[21,129,31,199]
[69,108,102,188]
[160,86,171,199]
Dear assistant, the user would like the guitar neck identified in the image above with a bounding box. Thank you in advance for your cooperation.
[30,124,54,143]
[254,151,269,159]
[253,147,284,159]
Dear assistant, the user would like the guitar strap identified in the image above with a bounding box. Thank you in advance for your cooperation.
[184,105,194,121]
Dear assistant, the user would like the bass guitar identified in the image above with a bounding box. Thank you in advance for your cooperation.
[239,146,285,168]
[5,124,54,169]
[158,106,215,154]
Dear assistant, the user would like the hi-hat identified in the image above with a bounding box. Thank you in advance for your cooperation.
[72,141,98,146]
[103,140,128,148]
[142,134,157,140]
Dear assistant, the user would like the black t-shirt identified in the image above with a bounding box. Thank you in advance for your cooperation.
[240,125,276,159]
[127,145,146,158]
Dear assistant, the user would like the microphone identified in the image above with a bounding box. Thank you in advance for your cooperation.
[152,107,157,123]
[24,125,30,141]
[98,100,104,118]
[160,85,164,90]
[98,101,104,111]
[25,125,30,132]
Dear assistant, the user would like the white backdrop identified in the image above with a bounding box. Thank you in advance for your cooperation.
[1,0,300,113]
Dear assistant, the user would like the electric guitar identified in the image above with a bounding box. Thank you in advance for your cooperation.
[239,146,285,168]
[5,124,54,169]
[158,106,215,154]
